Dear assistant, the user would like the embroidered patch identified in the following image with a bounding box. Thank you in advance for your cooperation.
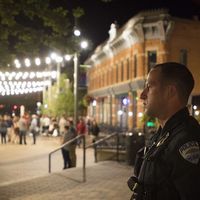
[179,141,200,164]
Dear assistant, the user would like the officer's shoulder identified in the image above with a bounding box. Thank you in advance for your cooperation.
[174,116,200,136]
[184,116,200,137]
[168,118,200,150]
[169,117,200,164]
[178,140,200,164]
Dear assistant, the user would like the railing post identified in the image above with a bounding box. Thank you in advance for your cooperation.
[116,132,119,162]
[83,135,86,182]
[49,153,51,173]
[94,144,97,163]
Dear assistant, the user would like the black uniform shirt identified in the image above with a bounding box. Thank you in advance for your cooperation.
[138,107,200,200]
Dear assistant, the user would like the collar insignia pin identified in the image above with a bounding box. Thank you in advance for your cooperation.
[156,132,170,147]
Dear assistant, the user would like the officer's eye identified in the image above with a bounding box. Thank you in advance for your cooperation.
[146,84,150,91]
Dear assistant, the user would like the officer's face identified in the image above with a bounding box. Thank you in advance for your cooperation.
[140,69,168,119]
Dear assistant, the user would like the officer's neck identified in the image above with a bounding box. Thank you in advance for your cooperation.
[158,105,186,128]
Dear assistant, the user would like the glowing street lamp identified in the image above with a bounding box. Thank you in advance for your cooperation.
[74,27,81,37]
[66,28,89,125]
[80,40,88,49]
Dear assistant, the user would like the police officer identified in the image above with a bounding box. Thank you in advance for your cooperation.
[127,62,200,200]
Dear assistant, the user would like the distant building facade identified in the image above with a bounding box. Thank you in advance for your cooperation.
[85,10,200,131]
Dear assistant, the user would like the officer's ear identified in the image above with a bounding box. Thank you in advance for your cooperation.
[167,84,177,99]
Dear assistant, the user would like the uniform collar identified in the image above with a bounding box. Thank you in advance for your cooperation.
[159,107,190,137]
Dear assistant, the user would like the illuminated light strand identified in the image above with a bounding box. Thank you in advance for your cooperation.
[0,87,44,96]
[0,80,51,96]
[0,71,57,81]
[12,47,88,69]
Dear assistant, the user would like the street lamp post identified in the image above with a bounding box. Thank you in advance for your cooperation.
[56,62,61,94]
[73,52,79,126]
[72,27,88,126]
[60,27,89,126]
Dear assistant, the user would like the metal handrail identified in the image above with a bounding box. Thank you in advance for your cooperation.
[48,132,120,183]
[86,132,119,162]
[48,135,86,182]
[86,132,117,148]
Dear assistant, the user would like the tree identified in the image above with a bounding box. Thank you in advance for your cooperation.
[0,0,84,67]
[55,74,74,117]
[41,82,57,117]
[42,73,74,117]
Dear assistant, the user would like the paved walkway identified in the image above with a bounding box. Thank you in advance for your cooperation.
[0,135,133,200]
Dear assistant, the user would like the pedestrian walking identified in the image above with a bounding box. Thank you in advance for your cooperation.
[91,119,100,143]
[18,115,28,145]
[59,115,67,136]
[13,116,20,144]
[0,116,8,144]
[61,124,77,169]
[5,115,14,142]
[76,118,86,147]
[30,114,38,144]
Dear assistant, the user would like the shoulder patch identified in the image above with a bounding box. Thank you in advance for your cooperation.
[179,141,200,164]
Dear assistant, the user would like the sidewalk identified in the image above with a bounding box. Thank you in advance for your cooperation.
[0,135,133,200]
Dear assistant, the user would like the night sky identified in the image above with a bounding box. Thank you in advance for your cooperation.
[0,0,199,114]
[64,0,200,48]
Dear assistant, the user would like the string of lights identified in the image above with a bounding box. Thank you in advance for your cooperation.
[0,80,50,96]
[0,71,57,80]
[0,70,57,96]
[12,49,87,69]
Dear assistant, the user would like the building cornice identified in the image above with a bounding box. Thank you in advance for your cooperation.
[85,9,174,66]
[88,78,145,97]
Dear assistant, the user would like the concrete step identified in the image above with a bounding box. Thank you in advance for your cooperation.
[0,135,134,200]
[0,161,133,200]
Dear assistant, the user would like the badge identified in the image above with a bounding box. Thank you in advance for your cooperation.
[179,141,200,164]
[156,132,170,147]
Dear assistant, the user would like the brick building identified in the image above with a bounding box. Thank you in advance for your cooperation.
[85,9,200,132]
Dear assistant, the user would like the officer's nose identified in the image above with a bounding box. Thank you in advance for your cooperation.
[140,88,147,100]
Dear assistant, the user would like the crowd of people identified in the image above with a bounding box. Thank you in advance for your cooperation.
[0,113,100,146]
[0,113,100,170]
[0,114,41,145]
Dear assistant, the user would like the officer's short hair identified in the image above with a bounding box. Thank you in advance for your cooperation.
[152,62,194,104]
